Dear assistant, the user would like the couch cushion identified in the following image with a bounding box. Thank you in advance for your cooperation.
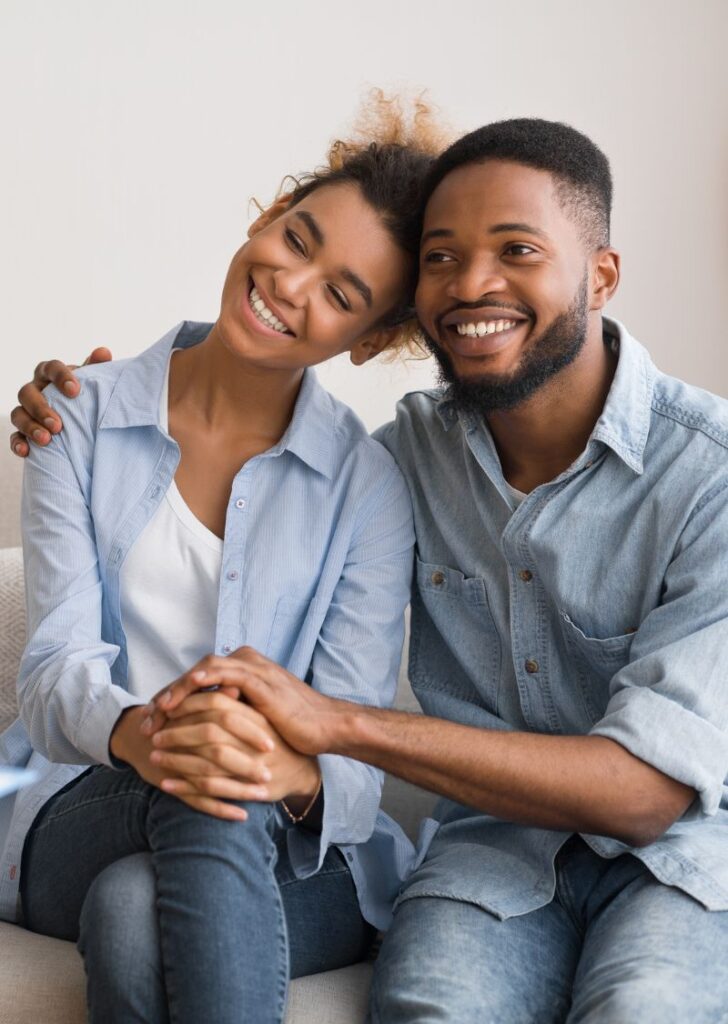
[0,418,22,550]
[0,548,25,732]
[0,921,373,1023]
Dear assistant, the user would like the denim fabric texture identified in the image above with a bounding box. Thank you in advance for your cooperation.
[369,836,728,1024]
[375,317,728,919]
[22,765,373,1024]
[0,321,416,927]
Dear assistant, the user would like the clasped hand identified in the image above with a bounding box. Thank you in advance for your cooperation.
[131,660,321,821]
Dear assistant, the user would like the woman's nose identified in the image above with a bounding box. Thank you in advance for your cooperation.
[272,266,312,308]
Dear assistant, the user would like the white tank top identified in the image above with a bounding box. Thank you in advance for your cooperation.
[119,352,223,699]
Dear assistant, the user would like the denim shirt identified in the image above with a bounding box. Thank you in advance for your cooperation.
[376,317,728,919]
[0,322,416,929]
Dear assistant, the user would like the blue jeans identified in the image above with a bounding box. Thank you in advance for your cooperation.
[21,765,374,1024]
[370,835,728,1023]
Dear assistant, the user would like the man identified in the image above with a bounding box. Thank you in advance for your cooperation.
[12,119,728,1021]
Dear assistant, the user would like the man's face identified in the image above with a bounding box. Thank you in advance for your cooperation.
[415,159,593,412]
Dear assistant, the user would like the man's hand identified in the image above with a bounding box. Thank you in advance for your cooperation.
[151,691,321,804]
[148,648,348,757]
[10,347,113,457]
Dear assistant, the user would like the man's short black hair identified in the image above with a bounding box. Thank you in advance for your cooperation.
[423,118,613,250]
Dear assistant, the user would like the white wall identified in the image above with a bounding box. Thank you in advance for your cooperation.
[1,0,726,429]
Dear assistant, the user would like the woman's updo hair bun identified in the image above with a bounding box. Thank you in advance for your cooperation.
[262,90,451,357]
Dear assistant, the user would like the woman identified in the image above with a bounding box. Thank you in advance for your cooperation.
[1,99,440,1023]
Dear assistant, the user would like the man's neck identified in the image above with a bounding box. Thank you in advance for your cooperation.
[485,325,618,493]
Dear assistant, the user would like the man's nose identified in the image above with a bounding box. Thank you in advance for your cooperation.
[446,258,508,304]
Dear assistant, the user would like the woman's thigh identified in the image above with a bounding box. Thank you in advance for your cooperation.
[275,836,376,978]
[23,764,375,977]
[21,765,154,939]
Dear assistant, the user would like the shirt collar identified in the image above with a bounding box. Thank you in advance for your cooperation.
[99,321,337,478]
[435,316,656,475]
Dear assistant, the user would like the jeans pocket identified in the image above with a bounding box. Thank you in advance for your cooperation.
[409,558,502,716]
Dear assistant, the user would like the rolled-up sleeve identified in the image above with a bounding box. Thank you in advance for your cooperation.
[285,464,414,874]
[18,387,140,768]
[591,480,728,816]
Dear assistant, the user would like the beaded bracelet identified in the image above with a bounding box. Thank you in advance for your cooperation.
[280,776,323,824]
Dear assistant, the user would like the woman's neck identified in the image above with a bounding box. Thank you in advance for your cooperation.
[168,323,302,443]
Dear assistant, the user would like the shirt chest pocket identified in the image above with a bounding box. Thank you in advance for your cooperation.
[559,612,636,723]
[265,596,313,669]
[409,558,502,715]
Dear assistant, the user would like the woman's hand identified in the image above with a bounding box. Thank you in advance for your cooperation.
[10,347,113,456]
[150,691,321,805]
[149,648,347,757]
[109,703,251,821]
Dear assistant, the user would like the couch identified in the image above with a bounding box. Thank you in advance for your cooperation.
[0,418,435,1024]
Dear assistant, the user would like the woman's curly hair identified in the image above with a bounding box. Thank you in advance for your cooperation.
[257,91,451,357]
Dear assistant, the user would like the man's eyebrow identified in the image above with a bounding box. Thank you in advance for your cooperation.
[341,269,372,308]
[489,222,549,240]
[421,228,454,244]
[294,210,324,246]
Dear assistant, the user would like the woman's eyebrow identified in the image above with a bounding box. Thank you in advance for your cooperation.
[294,209,372,308]
[294,210,324,245]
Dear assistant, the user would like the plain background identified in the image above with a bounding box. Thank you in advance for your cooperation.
[1,0,726,430]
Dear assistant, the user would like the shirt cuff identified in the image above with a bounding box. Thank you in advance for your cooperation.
[285,753,381,877]
[74,685,146,767]
[590,686,728,816]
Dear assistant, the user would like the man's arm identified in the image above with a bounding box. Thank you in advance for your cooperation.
[153,649,695,849]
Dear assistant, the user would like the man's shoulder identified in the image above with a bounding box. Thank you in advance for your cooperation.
[650,370,728,455]
[373,387,450,461]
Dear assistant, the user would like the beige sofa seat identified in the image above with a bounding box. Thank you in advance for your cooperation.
[0,420,435,1024]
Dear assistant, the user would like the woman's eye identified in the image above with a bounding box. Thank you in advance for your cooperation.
[327,285,351,311]
[285,229,306,256]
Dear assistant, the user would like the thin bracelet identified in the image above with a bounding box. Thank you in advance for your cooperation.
[280,776,323,824]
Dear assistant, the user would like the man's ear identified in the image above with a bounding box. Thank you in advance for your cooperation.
[247,193,293,238]
[590,247,621,310]
[349,328,399,366]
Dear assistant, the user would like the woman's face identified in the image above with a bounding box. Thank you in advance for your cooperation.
[216,182,412,371]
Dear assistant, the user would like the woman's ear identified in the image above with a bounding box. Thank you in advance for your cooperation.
[247,194,293,238]
[349,328,399,366]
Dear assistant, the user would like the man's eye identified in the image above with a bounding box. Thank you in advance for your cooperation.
[504,244,535,256]
[327,285,350,311]
[285,229,306,256]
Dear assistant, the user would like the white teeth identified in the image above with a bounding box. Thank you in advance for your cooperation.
[249,285,290,334]
[455,319,517,337]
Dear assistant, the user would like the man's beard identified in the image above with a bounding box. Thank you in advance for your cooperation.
[422,274,590,416]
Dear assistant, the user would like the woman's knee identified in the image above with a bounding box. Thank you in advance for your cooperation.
[78,853,160,964]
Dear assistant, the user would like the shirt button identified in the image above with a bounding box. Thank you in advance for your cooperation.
[222,644,232,654]
[518,569,533,583]
[525,658,539,674]
[235,499,247,510]
[227,570,239,581]
[431,571,445,586]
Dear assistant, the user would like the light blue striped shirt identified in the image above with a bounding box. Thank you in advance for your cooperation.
[0,321,416,928]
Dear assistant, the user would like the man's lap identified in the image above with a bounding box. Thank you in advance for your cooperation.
[370,836,728,1023]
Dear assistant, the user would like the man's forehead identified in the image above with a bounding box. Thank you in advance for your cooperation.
[422,160,563,234]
